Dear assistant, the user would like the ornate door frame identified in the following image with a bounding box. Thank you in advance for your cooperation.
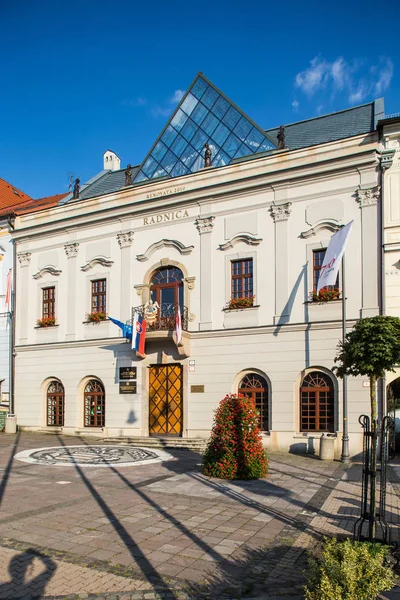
[149,364,183,436]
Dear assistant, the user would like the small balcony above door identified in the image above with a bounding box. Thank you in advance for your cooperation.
[132,303,188,333]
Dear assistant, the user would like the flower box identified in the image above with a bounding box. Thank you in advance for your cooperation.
[225,295,255,310]
[36,316,56,328]
[86,311,107,323]
[309,288,341,303]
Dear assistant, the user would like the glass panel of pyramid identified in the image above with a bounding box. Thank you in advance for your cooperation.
[134,73,277,184]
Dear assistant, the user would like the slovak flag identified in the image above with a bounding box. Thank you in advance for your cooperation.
[132,313,147,355]
[5,269,12,312]
[175,305,182,345]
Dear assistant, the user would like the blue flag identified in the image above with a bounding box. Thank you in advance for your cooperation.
[109,317,132,340]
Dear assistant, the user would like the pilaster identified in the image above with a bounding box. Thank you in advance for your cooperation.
[64,243,79,340]
[270,203,291,324]
[356,186,380,317]
[17,252,31,342]
[117,232,134,320]
[196,216,215,330]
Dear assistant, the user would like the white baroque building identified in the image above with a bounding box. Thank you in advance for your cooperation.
[10,73,396,457]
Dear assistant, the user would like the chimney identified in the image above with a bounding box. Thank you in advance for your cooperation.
[103,149,121,171]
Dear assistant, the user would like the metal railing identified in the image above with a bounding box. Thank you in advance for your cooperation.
[132,303,188,331]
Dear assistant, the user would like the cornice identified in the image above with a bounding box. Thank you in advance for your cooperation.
[14,318,358,352]
[136,239,194,262]
[12,139,379,240]
[81,256,114,272]
[219,234,263,250]
[32,265,62,280]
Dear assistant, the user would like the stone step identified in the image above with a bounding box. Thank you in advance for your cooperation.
[104,436,209,452]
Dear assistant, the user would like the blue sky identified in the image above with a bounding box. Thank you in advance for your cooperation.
[1,0,399,199]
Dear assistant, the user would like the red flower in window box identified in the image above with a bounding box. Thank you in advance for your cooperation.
[310,288,341,303]
[37,316,56,328]
[226,295,255,310]
[86,311,107,323]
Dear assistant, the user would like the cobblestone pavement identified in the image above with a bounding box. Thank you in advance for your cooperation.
[0,433,399,599]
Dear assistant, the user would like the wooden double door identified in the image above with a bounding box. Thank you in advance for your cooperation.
[149,365,183,436]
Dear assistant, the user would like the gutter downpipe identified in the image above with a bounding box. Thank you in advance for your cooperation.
[6,215,16,431]
[379,146,395,421]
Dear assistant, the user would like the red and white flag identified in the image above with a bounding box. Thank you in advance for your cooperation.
[5,269,12,312]
[317,221,353,293]
[175,305,182,345]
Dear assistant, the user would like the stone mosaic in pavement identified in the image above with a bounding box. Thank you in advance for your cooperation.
[15,445,173,467]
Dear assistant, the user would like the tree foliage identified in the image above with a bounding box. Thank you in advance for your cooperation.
[202,394,268,480]
[334,316,400,380]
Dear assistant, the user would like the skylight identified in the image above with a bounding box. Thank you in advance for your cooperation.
[134,73,277,184]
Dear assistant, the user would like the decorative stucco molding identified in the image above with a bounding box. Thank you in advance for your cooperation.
[356,186,380,208]
[64,243,79,258]
[17,252,31,266]
[380,149,396,171]
[386,267,400,275]
[117,231,134,249]
[81,256,114,272]
[136,239,194,262]
[270,203,292,222]
[300,221,342,239]
[184,276,196,290]
[134,283,150,297]
[195,216,215,234]
[33,265,62,280]
[219,234,263,251]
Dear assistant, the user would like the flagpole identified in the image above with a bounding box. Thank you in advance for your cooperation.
[341,254,350,463]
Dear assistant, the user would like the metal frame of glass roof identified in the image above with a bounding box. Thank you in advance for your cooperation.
[134,72,277,184]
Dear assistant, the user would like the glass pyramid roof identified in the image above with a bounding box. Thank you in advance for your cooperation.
[134,73,277,184]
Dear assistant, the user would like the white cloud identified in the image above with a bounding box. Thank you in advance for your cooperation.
[295,55,394,105]
[374,58,393,95]
[121,96,147,108]
[151,106,172,118]
[170,89,185,104]
[292,99,299,111]
[295,56,331,95]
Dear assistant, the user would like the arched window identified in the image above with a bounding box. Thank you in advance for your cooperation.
[238,373,269,431]
[84,380,105,427]
[47,380,64,426]
[150,266,184,308]
[300,371,334,432]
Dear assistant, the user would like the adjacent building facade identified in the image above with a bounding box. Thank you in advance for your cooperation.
[9,73,394,457]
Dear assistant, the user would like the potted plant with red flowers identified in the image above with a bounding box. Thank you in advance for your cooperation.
[36,316,56,328]
[203,393,268,480]
[310,288,341,303]
[225,295,255,310]
[86,311,107,323]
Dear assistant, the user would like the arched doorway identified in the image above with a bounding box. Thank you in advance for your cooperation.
[84,379,105,427]
[47,380,64,426]
[300,371,335,432]
[387,378,400,454]
[151,266,183,305]
[238,373,269,431]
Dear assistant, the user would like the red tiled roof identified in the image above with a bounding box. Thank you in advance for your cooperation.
[14,193,68,215]
[0,177,32,210]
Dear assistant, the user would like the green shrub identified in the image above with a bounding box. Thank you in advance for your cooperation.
[305,538,396,600]
[202,394,268,480]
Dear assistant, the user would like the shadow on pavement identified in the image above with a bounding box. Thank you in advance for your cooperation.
[0,431,20,506]
[0,548,56,600]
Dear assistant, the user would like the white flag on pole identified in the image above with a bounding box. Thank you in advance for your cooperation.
[175,305,182,345]
[316,221,354,293]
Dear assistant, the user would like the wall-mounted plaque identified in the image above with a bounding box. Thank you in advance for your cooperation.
[191,385,204,393]
[119,382,137,394]
[119,367,137,380]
